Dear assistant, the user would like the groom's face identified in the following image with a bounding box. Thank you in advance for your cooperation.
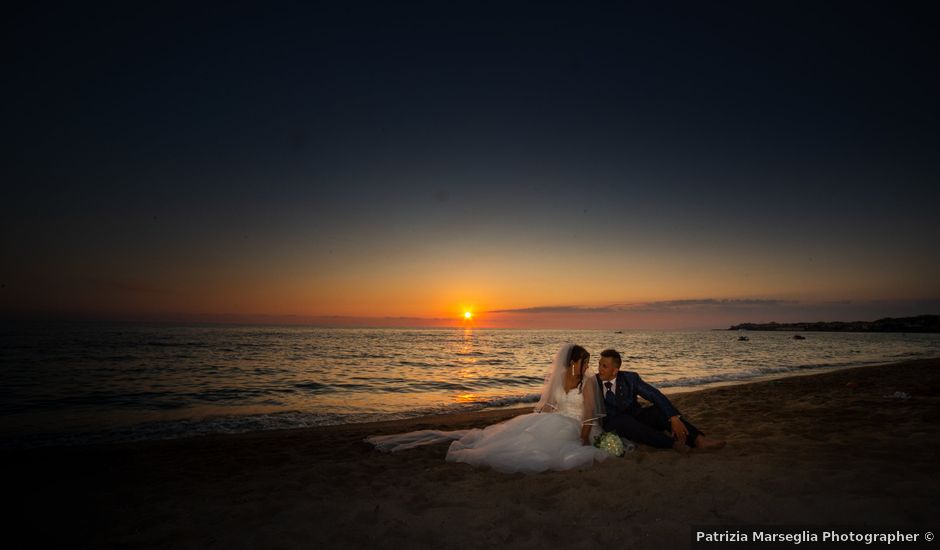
[597,357,619,381]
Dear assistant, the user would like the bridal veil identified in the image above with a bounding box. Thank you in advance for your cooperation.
[534,343,606,428]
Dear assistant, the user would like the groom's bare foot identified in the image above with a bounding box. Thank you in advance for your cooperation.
[673,440,691,454]
[694,436,726,451]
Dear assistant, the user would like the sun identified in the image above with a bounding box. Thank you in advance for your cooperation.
[463,311,473,320]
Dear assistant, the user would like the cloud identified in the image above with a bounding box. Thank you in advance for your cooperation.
[490,299,796,314]
[625,299,797,312]
[488,305,626,314]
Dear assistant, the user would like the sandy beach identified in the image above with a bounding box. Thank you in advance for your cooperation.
[6,358,939,549]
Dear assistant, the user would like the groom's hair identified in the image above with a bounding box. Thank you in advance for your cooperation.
[600,349,622,367]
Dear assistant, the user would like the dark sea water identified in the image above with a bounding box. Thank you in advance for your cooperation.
[2,322,938,448]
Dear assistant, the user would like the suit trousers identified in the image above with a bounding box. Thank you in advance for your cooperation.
[603,404,702,448]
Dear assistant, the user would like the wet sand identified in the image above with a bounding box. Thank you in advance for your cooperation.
[6,358,939,549]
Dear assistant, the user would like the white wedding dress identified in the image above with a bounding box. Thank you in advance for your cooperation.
[365,344,620,474]
[445,388,608,474]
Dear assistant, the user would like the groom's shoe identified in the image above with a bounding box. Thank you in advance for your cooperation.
[672,440,691,454]
[693,436,726,451]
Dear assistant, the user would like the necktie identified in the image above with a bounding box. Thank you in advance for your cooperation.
[604,381,616,407]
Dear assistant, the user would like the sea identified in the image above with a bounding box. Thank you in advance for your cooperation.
[2,322,938,448]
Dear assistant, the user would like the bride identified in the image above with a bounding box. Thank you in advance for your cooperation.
[366,343,612,474]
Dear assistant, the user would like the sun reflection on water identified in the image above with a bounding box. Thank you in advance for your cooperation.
[455,393,482,404]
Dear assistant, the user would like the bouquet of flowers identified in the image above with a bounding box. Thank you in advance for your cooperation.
[593,431,625,457]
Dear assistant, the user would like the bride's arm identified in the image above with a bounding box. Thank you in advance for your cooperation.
[580,376,603,445]
[579,423,592,445]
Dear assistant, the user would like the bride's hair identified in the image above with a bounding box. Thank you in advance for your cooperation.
[568,345,590,392]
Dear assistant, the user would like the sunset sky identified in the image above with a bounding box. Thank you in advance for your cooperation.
[3,2,938,328]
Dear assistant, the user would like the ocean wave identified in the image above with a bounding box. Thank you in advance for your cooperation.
[332,352,392,360]
[293,381,328,391]
[488,376,544,387]
[142,341,210,348]
[397,360,435,367]
[0,392,543,449]
[889,351,924,358]
[653,361,876,388]
[409,381,474,391]
[479,393,540,407]
[104,354,138,361]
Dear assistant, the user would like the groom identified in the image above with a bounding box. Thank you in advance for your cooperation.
[596,349,725,453]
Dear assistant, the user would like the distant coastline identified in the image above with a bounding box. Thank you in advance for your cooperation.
[727,314,940,333]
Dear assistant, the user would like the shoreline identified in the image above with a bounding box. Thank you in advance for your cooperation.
[6,358,939,550]
[6,356,930,451]
[177,356,936,442]
[654,357,923,396]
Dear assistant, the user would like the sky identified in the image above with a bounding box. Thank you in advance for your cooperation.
[3,1,939,329]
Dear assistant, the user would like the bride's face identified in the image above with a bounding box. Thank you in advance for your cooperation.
[570,355,589,377]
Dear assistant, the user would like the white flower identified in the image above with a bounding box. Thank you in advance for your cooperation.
[593,431,625,457]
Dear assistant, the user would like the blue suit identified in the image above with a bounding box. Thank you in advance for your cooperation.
[597,371,702,448]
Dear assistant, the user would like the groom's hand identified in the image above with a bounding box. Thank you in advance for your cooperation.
[669,415,688,444]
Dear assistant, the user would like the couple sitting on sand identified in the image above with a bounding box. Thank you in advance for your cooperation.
[368,343,724,473]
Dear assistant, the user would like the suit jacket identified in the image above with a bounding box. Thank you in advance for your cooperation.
[597,371,679,419]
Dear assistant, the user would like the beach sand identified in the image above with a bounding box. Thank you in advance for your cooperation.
[6,359,940,549]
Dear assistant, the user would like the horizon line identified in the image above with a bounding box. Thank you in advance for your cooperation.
[2,310,937,331]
